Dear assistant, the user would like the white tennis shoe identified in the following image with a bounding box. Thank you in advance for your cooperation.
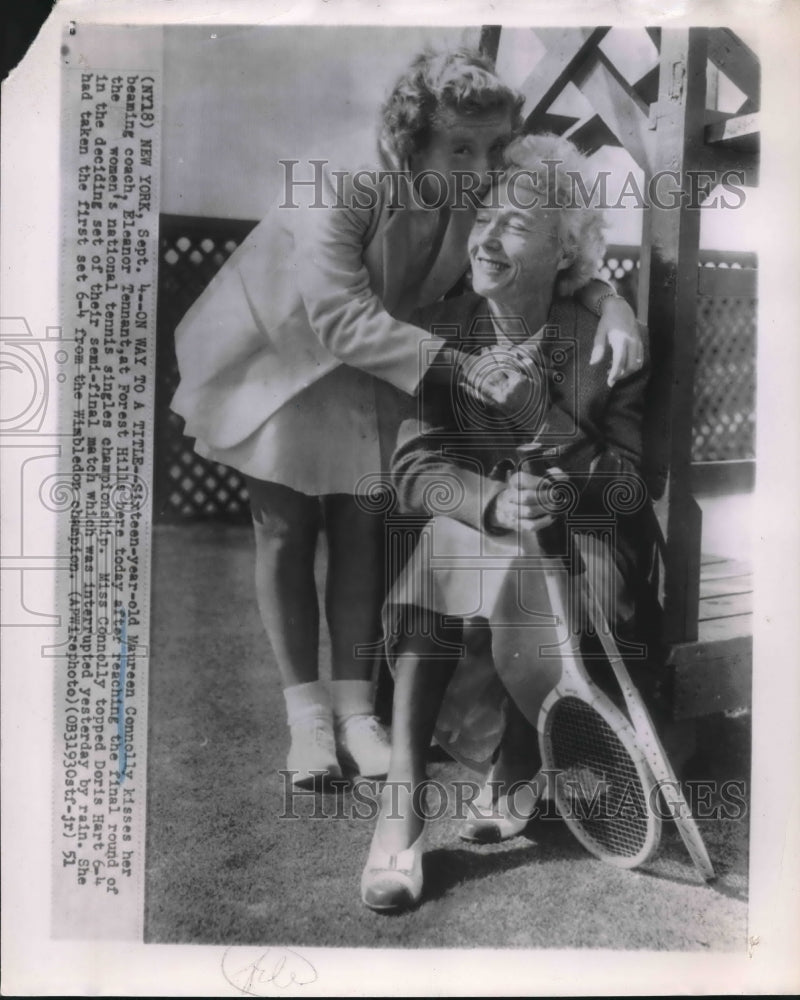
[287,718,343,787]
[335,714,391,779]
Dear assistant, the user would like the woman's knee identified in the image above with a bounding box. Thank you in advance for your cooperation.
[247,478,320,553]
[394,607,464,659]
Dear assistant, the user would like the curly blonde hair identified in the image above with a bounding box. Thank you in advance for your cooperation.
[380,48,524,164]
[502,133,607,296]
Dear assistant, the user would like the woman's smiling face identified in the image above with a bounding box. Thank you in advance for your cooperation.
[410,109,514,205]
[468,177,569,303]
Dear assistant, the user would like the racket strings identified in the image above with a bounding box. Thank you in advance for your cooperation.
[547,697,653,861]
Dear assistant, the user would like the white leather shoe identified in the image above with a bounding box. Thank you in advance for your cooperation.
[360,825,425,913]
[459,778,542,843]
[286,718,342,787]
[335,714,391,779]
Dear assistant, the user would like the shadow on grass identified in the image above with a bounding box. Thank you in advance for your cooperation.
[539,810,750,902]
[634,823,749,901]
[422,843,543,902]
[638,865,748,903]
[421,818,589,902]
[423,806,748,905]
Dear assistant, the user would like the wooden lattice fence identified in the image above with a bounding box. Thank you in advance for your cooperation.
[154,214,756,522]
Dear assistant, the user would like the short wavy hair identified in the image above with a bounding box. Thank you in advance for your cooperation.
[380,48,524,164]
[501,133,607,296]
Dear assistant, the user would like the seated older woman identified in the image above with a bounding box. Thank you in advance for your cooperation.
[360,134,652,912]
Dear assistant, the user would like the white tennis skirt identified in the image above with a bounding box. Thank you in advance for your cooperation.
[193,364,414,496]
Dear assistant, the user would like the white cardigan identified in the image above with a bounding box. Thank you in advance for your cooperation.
[171,140,475,454]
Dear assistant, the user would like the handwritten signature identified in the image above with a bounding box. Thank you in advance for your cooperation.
[221,946,318,995]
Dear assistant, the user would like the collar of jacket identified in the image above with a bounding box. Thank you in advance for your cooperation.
[377,132,450,215]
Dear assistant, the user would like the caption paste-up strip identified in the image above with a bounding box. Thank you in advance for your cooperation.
[53,35,161,940]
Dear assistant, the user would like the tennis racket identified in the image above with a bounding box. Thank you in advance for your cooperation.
[535,563,663,869]
[574,532,716,882]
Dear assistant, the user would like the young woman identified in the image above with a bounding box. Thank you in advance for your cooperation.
[171,50,644,789]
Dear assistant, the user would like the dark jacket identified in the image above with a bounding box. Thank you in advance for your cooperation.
[393,292,651,550]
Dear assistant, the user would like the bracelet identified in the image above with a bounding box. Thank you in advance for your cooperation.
[593,287,622,318]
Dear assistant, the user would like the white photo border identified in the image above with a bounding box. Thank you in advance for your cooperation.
[2,0,799,995]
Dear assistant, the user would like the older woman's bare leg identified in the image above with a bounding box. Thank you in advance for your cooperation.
[492,697,542,788]
[457,695,544,843]
[360,613,463,909]
[371,611,463,853]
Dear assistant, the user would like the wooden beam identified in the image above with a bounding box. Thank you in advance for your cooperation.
[692,460,755,495]
[705,112,760,154]
[520,27,610,123]
[707,27,760,110]
[699,573,752,599]
[638,29,709,645]
[571,49,657,173]
[706,61,720,111]
[532,112,582,136]
[563,113,622,155]
[479,25,502,63]
[698,591,752,621]
[633,64,660,106]
[700,557,752,580]
[699,142,759,187]
[736,96,759,116]
[691,613,752,642]
[697,265,757,298]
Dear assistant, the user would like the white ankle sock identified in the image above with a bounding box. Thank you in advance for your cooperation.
[331,679,374,724]
[284,680,332,727]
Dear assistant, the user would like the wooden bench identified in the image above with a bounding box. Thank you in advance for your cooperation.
[668,552,753,719]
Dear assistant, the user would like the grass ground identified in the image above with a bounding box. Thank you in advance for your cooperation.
[144,523,749,950]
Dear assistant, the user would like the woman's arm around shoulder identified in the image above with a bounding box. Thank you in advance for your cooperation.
[289,165,445,395]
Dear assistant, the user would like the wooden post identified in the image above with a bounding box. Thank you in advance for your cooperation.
[479,25,502,63]
[638,29,708,644]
